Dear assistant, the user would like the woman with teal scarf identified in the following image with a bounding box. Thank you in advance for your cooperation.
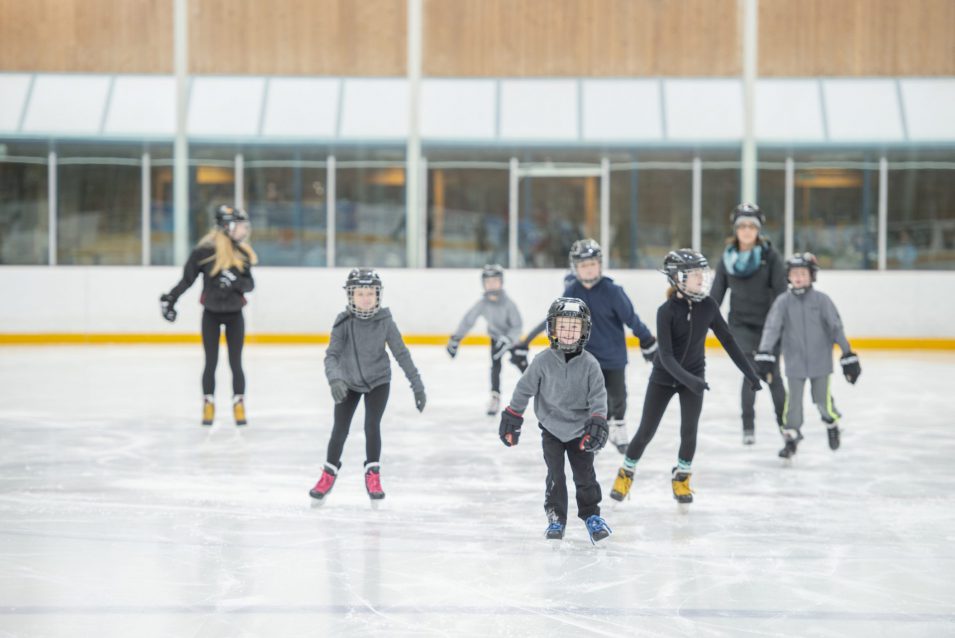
[710,204,788,445]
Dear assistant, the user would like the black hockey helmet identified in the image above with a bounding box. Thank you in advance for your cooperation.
[215,204,250,232]
[569,238,603,285]
[546,297,592,353]
[481,264,504,283]
[729,202,765,228]
[786,252,819,286]
[660,249,713,302]
[344,268,383,319]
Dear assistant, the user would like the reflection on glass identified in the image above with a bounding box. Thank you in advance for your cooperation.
[609,165,692,269]
[336,166,406,268]
[519,176,598,268]
[887,160,955,270]
[427,168,508,268]
[150,164,174,265]
[753,164,787,253]
[245,161,327,266]
[794,156,878,270]
[0,147,48,264]
[189,160,235,247]
[57,162,141,265]
[700,164,742,265]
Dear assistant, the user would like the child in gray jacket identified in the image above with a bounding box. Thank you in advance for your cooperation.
[447,264,526,416]
[309,269,426,506]
[498,297,612,544]
[756,253,861,460]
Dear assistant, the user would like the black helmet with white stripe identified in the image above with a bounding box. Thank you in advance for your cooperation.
[546,297,592,353]
[661,249,713,302]
[344,268,383,319]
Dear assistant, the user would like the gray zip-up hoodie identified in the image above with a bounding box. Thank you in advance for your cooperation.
[324,308,424,394]
[451,291,523,343]
[508,348,607,443]
[758,287,851,379]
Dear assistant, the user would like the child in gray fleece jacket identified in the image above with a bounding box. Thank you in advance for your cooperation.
[756,253,861,460]
[309,269,426,506]
[499,297,612,544]
[447,264,526,416]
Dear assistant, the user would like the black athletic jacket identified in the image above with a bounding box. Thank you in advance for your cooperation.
[649,293,760,395]
[167,244,254,313]
[710,239,787,330]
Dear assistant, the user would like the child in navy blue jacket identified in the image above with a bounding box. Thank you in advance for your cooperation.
[518,239,657,454]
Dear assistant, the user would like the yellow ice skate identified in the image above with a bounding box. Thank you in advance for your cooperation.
[610,467,634,502]
[671,467,693,504]
[202,395,215,426]
[233,395,247,426]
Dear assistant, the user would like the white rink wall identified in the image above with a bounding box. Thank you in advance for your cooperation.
[0,266,952,339]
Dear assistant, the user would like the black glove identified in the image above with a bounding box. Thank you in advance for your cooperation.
[639,335,658,363]
[446,336,460,358]
[754,352,776,383]
[329,379,348,404]
[840,351,861,384]
[509,345,529,371]
[216,269,238,289]
[499,407,524,447]
[579,415,609,452]
[159,294,177,323]
[750,378,763,392]
[414,389,427,412]
[491,337,513,361]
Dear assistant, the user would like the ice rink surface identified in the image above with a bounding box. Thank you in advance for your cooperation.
[1,344,953,637]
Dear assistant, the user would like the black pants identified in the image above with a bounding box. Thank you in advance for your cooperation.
[602,368,627,421]
[732,323,785,430]
[625,381,704,464]
[490,340,527,393]
[201,309,245,395]
[541,426,601,523]
[326,383,390,468]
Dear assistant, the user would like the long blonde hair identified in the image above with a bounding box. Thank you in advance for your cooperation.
[198,229,258,276]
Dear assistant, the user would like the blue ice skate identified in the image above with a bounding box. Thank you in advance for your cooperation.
[585,515,612,544]
[545,520,565,540]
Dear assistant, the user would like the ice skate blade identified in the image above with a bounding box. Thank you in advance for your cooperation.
[677,503,691,515]
[369,498,384,510]
[309,495,327,508]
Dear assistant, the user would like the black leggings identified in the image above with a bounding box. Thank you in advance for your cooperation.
[326,383,390,468]
[602,368,627,421]
[490,340,527,393]
[201,309,245,396]
[625,381,704,464]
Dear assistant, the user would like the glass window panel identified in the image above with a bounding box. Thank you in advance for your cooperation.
[335,163,406,268]
[0,142,48,265]
[609,158,692,269]
[793,152,878,270]
[245,156,328,267]
[426,166,509,268]
[700,157,742,265]
[57,144,142,265]
[189,147,235,247]
[886,151,955,270]
[754,159,787,253]
[149,146,174,266]
[518,174,600,268]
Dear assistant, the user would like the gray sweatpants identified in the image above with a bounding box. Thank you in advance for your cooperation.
[783,375,842,433]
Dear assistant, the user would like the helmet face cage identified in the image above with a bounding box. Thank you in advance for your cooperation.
[569,239,603,284]
[546,297,592,353]
[662,250,713,302]
[481,264,504,287]
[345,268,383,319]
[215,205,250,237]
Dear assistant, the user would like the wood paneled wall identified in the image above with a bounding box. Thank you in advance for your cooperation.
[424,0,741,76]
[188,0,405,75]
[0,0,173,73]
[760,0,955,76]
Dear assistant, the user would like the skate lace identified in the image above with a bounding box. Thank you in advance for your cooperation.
[546,521,563,532]
[315,470,336,492]
[365,470,383,494]
[586,515,609,534]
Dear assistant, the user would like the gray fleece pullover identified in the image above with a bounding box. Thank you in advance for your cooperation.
[758,287,851,379]
[507,348,608,443]
[324,308,424,394]
[451,291,523,344]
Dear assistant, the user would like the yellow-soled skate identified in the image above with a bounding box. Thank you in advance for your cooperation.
[609,467,634,502]
[671,467,693,505]
[201,395,214,427]
[233,395,247,426]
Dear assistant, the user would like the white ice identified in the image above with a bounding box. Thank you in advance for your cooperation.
[1,345,954,637]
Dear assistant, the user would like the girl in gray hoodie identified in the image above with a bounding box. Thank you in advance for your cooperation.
[309,269,426,506]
